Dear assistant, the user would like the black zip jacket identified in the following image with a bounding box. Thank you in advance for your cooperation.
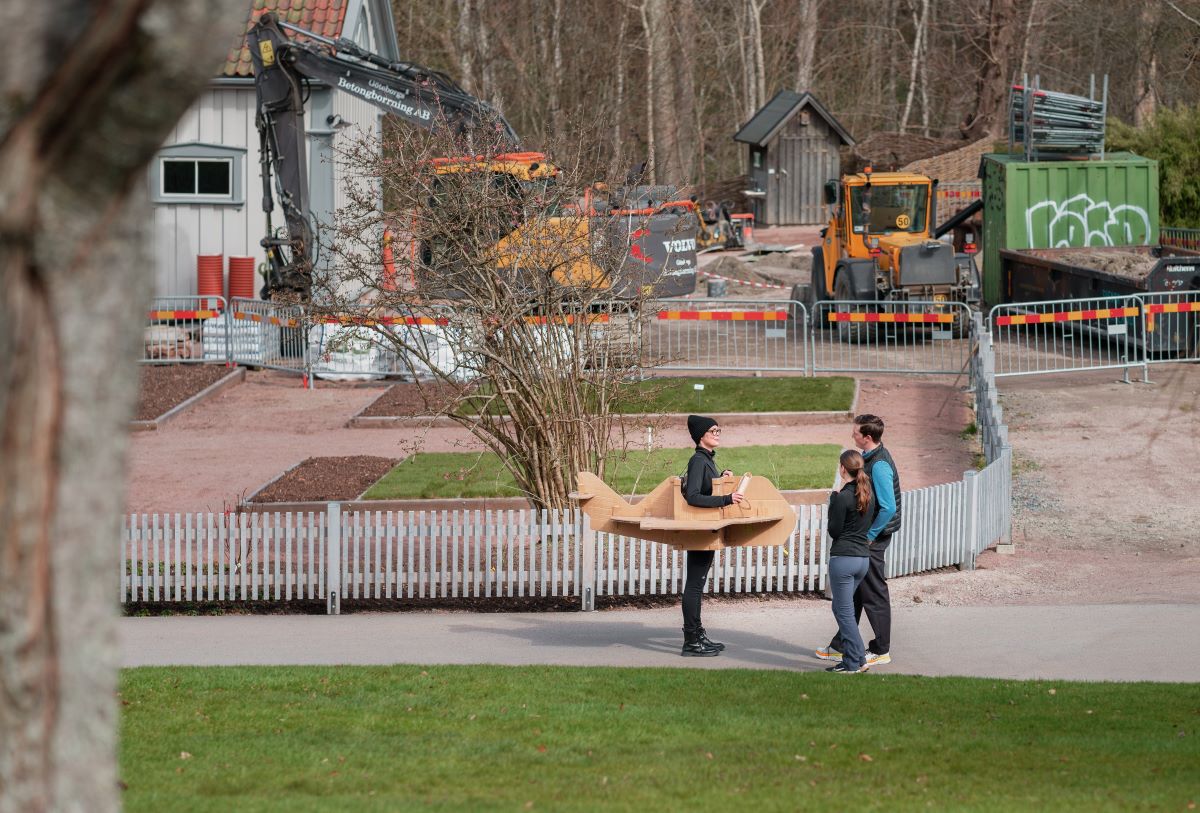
[827,480,874,557]
[684,447,733,508]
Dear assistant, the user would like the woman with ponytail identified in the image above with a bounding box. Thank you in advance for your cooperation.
[823,449,875,674]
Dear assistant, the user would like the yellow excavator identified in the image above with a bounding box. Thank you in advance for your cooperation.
[248,13,697,301]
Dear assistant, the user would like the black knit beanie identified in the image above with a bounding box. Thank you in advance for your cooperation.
[688,414,718,444]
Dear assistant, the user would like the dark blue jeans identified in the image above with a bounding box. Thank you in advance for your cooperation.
[829,555,870,669]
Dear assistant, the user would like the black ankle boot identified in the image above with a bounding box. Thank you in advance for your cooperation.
[697,627,725,651]
[681,629,720,657]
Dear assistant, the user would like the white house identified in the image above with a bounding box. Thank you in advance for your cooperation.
[149,0,399,299]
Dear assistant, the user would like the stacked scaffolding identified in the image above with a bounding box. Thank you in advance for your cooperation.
[1009,75,1107,161]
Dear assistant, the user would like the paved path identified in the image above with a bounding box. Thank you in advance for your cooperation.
[121,602,1200,682]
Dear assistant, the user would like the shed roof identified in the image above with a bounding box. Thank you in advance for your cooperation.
[223,0,349,78]
[733,90,854,148]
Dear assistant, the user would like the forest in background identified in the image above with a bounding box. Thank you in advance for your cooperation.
[390,0,1200,197]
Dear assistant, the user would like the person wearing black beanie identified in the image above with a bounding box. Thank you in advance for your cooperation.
[680,415,745,656]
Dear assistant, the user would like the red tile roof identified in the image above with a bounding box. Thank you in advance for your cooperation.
[223,0,348,78]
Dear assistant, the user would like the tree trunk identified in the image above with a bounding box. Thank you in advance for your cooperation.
[962,0,1018,140]
[1134,1,1159,126]
[794,0,819,90]
[900,0,930,133]
[0,2,246,809]
[673,0,699,182]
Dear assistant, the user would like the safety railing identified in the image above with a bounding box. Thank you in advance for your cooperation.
[810,300,973,375]
[1138,292,1200,368]
[988,295,1145,381]
[226,297,309,377]
[141,296,228,364]
[641,299,809,373]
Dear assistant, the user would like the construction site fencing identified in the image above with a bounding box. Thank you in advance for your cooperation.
[936,182,982,220]
[643,299,809,373]
[1138,291,1200,370]
[810,300,973,375]
[987,295,1145,381]
[227,297,310,377]
[142,296,228,364]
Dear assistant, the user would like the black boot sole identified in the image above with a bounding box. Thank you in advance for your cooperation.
[681,647,720,657]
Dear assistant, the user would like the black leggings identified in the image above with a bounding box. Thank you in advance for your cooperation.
[682,550,715,632]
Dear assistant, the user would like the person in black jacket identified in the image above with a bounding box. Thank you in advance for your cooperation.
[823,449,875,674]
[680,414,745,657]
[817,414,901,667]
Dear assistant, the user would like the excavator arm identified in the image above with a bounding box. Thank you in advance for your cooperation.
[247,12,518,298]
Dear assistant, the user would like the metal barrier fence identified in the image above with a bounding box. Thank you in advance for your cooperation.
[810,300,972,375]
[988,295,1144,380]
[1139,292,1200,368]
[228,297,309,377]
[142,296,227,364]
[643,299,809,372]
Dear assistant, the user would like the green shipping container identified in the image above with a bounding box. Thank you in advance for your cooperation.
[980,152,1159,306]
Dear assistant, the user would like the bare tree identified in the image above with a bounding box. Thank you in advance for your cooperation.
[900,0,932,133]
[0,2,247,809]
[317,124,681,508]
[962,0,1019,139]
[795,0,821,90]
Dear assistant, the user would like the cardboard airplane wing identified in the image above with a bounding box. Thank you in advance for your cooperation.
[570,471,797,551]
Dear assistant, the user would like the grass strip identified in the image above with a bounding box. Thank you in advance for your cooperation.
[120,665,1200,813]
[363,444,840,500]
[456,376,855,417]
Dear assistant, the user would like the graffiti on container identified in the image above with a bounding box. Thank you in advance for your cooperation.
[1025,194,1152,248]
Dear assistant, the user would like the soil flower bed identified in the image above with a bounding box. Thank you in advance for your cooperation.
[249,456,399,503]
[135,364,233,421]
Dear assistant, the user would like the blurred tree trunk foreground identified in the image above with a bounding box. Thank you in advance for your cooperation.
[0,2,246,809]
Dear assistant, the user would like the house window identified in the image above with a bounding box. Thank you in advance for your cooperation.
[753,151,762,169]
[161,158,232,197]
[151,142,246,206]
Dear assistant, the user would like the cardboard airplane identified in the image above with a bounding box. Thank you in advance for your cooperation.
[570,471,797,551]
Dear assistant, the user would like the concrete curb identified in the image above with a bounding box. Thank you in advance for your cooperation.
[130,366,245,433]
[346,378,860,429]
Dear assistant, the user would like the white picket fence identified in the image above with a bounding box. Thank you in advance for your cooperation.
[123,312,1014,614]
[121,455,1010,614]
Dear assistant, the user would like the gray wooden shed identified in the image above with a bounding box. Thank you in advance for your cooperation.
[734,91,854,226]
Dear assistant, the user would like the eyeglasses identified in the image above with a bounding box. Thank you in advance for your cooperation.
[707,428,721,436]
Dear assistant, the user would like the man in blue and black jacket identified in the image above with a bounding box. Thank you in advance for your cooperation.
[680,414,745,657]
[816,413,901,667]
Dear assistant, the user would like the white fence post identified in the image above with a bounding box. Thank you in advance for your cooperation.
[326,502,341,614]
[961,470,979,571]
[580,512,596,612]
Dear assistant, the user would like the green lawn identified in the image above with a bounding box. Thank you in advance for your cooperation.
[363,444,840,500]
[615,376,854,414]
[457,376,855,417]
[120,665,1199,812]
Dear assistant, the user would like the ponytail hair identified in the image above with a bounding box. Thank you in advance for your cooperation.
[840,449,873,516]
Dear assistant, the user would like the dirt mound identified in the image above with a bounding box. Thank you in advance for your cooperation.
[1049,249,1158,280]
[136,364,232,421]
[250,456,398,503]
